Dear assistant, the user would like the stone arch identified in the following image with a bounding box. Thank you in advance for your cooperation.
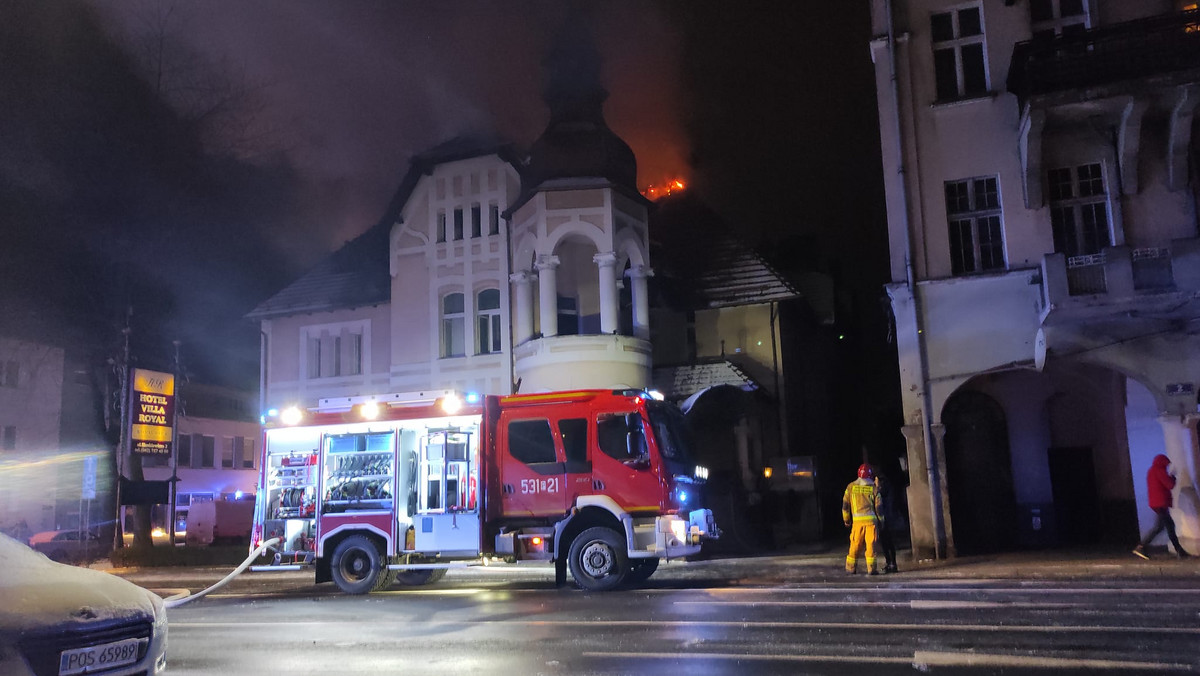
[612,226,647,271]
[541,218,607,255]
[512,232,538,273]
[941,387,1018,555]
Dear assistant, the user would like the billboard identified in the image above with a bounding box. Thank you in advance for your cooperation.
[130,368,175,456]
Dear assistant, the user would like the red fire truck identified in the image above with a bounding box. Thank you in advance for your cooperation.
[250,389,717,594]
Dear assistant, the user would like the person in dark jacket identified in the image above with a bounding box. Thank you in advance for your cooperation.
[1133,454,1190,560]
[873,466,898,573]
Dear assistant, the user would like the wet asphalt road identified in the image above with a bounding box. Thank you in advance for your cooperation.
[112,555,1200,675]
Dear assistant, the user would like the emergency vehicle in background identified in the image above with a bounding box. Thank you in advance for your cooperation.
[250,389,717,594]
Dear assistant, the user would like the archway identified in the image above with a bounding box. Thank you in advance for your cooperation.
[942,389,1019,555]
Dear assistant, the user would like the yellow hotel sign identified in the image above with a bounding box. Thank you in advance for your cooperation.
[130,368,175,456]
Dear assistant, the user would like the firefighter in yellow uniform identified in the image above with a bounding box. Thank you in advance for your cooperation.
[842,464,883,575]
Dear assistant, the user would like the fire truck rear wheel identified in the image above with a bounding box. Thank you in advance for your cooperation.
[330,535,388,594]
[567,527,628,591]
[625,557,659,585]
[394,568,447,586]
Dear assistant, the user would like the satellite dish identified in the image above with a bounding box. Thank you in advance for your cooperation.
[1034,328,1048,372]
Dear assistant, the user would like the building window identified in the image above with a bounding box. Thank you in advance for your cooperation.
[178,434,191,467]
[2,361,17,388]
[436,212,446,243]
[931,5,988,101]
[476,288,502,354]
[347,334,362,376]
[489,204,500,236]
[471,204,482,238]
[442,292,465,358]
[243,439,256,469]
[453,208,464,240]
[1048,163,1110,257]
[307,335,322,378]
[200,435,215,468]
[1030,0,1089,40]
[222,437,234,468]
[945,176,1005,275]
[557,295,579,336]
[2,426,15,450]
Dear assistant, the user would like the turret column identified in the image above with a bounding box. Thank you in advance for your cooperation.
[630,265,653,340]
[536,255,560,338]
[510,270,534,345]
[595,252,619,334]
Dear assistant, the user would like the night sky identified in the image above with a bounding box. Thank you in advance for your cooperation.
[0,1,885,391]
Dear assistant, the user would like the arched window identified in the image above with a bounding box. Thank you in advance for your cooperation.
[442,293,465,357]
[477,288,501,354]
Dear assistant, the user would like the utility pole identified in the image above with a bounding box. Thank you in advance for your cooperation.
[112,307,132,550]
[168,340,181,546]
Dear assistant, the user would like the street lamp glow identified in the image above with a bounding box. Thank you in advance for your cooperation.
[281,407,303,426]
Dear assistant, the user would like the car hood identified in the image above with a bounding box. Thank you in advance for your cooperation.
[0,535,158,631]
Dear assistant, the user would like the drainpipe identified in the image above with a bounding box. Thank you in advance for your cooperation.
[259,330,268,418]
[885,0,946,559]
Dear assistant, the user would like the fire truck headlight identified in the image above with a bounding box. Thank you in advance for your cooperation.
[281,406,303,426]
[440,394,462,414]
[694,465,709,480]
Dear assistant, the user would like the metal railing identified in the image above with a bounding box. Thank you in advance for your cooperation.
[1132,247,1174,290]
[1066,253,1107,296]
[1008,10,1200,109]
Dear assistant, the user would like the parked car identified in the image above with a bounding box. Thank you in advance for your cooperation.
[28,530,110,563]
[0,532,168,675]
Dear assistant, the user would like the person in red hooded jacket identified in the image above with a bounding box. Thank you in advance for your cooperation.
[1133,454,1190,560]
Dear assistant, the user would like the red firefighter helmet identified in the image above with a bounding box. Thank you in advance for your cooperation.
[857,464,874,480]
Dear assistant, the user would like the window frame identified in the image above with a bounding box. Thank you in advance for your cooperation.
[944,175,1006,275]
[476,288,502,355]
[441,292,466,358]
[1047,162,1112,259]
[1029,0,1091,40]
[931,3,990,102]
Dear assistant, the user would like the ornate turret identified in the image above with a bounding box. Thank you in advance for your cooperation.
[520,17,637,200]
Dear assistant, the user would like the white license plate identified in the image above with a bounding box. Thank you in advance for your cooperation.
[59,637,146,675]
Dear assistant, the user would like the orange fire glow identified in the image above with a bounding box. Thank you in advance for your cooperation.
[642,178,686,201]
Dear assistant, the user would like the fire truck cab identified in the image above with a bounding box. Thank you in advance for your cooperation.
[251,389,717,594]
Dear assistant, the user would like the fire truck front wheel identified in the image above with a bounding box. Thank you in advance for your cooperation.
[330,535,388,595]
[567,527,628,591]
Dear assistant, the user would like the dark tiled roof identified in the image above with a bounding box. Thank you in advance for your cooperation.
[247,136,518,321]
[651,360,760,401]
[651,194,801,310]
[246,223,391,319]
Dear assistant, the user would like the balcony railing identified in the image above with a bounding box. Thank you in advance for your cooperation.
[1041,239,1200,320]
[1132,247,1173,290]
[1066,253,1107,296]
[1008,10,1200,109]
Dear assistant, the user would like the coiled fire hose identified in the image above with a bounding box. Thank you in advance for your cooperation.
[163,537,280,609]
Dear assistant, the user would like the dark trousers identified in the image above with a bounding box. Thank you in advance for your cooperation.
[878,521,897,568]
[1139,508,1186,553]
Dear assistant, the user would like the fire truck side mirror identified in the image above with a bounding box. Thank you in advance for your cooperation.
[625,413,642,432]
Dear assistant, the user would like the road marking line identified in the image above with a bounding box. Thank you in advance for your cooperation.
[670,599,1078,609]
[583,650,1191,671]
[702,585,1200,595]
[912,650,1189,671]
[581,651,914,665]
[169,619,1199,634]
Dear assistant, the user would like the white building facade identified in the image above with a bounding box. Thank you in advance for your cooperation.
[869,0,1200,558]
[252,54,656,416]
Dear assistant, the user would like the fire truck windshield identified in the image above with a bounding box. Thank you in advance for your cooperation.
[645,401,697,473]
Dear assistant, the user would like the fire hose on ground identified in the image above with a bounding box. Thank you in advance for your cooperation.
[163,537,280,609]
